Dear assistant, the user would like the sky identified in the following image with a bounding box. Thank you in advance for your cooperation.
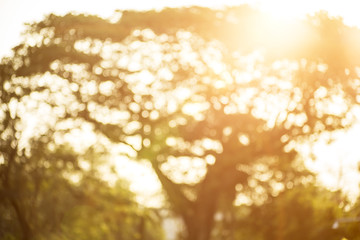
[1,0,360,58]
[1,0,360,204]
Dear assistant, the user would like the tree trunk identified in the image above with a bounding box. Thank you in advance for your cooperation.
[9,197,32,240]
[3,144,32,240]
[183,169,220,240]
[184,164,246,240]
[149,155,246,240]
[185,200,216,240]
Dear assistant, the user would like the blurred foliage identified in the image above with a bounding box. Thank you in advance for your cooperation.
[0,117,163,240]
[2,5,360,240]
[0,32,164,239]
[211,184,360,240]
[229,185,346,240]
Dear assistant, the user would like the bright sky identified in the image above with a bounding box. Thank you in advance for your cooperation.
[1,0,360,204]
[1,0,360,58]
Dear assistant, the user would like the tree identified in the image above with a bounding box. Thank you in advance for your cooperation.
[231,184,346,240]
[0,47,163,240]
[2,5,360,240]
[0,127,163,240]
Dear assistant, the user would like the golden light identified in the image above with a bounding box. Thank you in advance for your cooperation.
[257,0,360,28]
[3,0,360,208]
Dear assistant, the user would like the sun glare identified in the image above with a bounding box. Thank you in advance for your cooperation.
[257,0,322,20]
[3,0,360,231]
[257,0,360,28]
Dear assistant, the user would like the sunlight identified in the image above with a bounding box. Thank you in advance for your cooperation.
[257,0,360,28]
[259,0,317,20]
[4,3,360,239]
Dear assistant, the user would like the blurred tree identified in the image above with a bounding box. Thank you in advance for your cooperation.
[335,196,360,240]
[229,185,346,240]
[0,137,163,240]
[51,176,164,240]
[0,57,163,240]
[2,5,360,240]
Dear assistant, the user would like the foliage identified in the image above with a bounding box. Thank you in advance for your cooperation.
[230,185,345,240]
[2,5,360,240]
[0,38,164,240]
[0,136,163,240]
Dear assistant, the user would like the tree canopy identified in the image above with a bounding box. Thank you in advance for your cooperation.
[1,5,360,240]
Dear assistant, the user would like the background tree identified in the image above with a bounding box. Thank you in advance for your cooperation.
[0,51,164,240]
[2,5,360,240]
[229,184,346,240]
